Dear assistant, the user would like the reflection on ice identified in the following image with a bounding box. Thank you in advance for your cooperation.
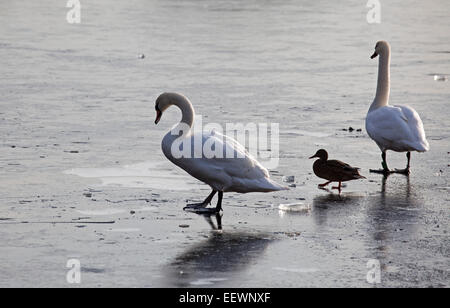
[272,266,319,274]
[76,208,127,216]
[189,277,228,286]
[165,231,273,287]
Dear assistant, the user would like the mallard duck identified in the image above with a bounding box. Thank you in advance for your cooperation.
[309,149,365,192]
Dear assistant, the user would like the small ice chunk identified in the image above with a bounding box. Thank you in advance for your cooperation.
[282,175,295,183]
[278,202,311,212]
[433,75,447,82]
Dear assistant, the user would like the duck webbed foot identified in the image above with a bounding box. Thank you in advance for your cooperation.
[318,181,332,188]
[331,182,342,193]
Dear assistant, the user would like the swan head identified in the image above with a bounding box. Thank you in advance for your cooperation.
[371,41,390,59]
[309,149,328,161]
[154,92,185,124]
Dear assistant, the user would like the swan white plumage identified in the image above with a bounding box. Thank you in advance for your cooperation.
[366,41,429,174]
[154,92,287,213]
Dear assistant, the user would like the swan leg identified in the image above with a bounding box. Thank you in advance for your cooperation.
[184,190,223,214]
[184,190,216,210]
[192,192,223,213]
[216,191,223,212]
[370,151,392,174]
[318,181,332,188]
[393,152,411,175]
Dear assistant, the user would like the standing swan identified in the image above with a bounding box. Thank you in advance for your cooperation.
[154,93,287,213]
[366,41,429,175]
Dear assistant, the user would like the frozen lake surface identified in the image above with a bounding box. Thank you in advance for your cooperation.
[0,0,449,287]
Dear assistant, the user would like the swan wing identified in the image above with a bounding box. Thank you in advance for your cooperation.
[366,105,429,152]
[162,130,286,193]
[395,105,429,151]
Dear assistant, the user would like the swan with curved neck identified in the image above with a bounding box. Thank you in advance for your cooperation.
[154,92,287,213]
[366,41,429,175]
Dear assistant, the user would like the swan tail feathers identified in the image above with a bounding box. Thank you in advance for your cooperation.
[232,177,289,193]
[261,178,289,192]
[409,140,429,152]
[419,140,430,152]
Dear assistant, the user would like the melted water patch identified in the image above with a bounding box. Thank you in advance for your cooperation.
[64,161,204,191]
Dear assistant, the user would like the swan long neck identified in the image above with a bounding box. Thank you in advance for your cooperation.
[370,50,390,112]
[173,96,195,130]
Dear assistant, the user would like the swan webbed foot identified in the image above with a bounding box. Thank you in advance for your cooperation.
[183,190,217,211]
[183,191,223,214]
[370,154,392,175]
[184,207,221,214]
[393,168,410,175]
[369,168,392,175]
[183,202,209,210]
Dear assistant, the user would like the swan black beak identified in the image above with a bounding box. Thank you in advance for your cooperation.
[155,109,162,124]
[370,52,378,59]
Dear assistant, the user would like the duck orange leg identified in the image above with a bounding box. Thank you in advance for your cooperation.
[318,181,332,188]
[332,181,342,193]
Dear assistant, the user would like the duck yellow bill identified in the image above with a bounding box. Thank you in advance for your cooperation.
[155,110,162,124]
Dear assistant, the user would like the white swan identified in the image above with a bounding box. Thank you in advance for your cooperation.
[366,41,429,174]
[154,92,287,213]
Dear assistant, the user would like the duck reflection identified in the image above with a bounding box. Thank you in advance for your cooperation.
[165,228,273,287]
[312,193,364,226]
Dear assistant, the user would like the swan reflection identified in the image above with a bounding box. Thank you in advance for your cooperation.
[165,230,273,287]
